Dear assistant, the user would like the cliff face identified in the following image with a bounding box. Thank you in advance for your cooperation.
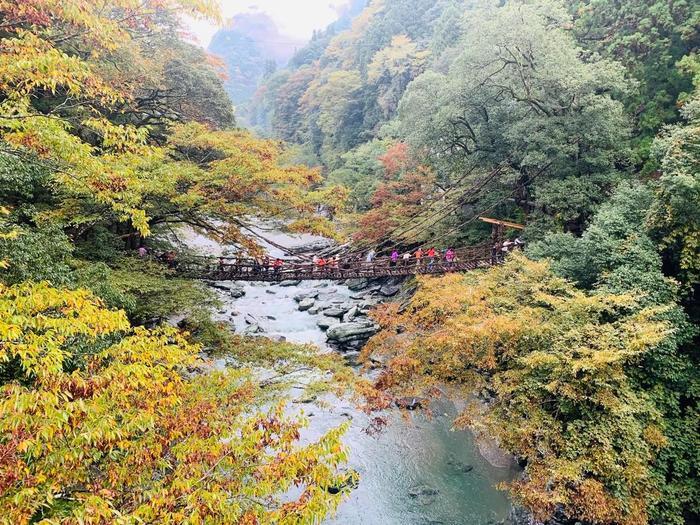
[208,13,303,106]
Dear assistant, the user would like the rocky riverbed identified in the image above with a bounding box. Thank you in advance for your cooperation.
[182,225,534,525]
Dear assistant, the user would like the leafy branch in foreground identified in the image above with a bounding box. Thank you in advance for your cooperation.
[0,282,351,524]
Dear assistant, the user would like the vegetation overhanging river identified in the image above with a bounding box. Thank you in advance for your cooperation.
[185,227,519,525]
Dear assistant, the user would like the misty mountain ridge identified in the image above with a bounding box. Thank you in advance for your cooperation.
[208,12,303,106]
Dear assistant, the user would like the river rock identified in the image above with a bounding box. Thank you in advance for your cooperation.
[298,298,315,311]
[346,278,370,291]
[395,397,426,410]
[325,469,359,495]
[446,456,474,474]
[367,351,389,368]
[229,287,246,298]
[379,284,401,297]
[326,321,379,343]
[279,280,302,287]
[317,317,338,330]
[294,290,319,302]
[407,484,439,505]
[342,305,359,322]
[308,306,321,315]
[243,324,264,335]
[265,289,276,295]
[244,313,258,325]
[323,306,349,318]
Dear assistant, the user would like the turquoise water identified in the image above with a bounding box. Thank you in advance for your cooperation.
[214,279,516,525]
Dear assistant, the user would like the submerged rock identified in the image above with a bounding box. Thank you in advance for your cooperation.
[326,321,379,343]
[279,280,302,287]
[408,484,440,505]
[325,469,359,495]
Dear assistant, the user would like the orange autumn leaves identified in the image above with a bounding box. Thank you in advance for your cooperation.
[354,143,434,244]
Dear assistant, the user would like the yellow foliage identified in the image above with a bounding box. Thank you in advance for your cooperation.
[364,253,674,525]
[0,283,351,524]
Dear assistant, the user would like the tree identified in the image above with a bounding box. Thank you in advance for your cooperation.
[396,0,631,233]
[363,254,675,525]
[0,282,352,524]
[648,72,700,291]
[570,0,699,151]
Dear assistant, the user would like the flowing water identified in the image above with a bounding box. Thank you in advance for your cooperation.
[183,227,518,525]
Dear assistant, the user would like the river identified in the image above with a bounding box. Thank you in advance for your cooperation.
[181,227,519,525]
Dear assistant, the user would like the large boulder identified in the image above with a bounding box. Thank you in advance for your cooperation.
[294,290,319,302]
[298,298,315,312]
[323,306,349,318]
[342,306,359,322]
[326,321,379,343]
[346,278,370,291]
[317,317,338,331]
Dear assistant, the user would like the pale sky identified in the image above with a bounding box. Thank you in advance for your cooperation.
[186,0,351,48]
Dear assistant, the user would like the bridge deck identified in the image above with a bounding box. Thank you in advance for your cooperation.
[176,244,501,282]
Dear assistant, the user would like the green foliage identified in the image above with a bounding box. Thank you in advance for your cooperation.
[73,259,216,324]
[397,0,631,232]
[0,225,72,286]
[648,87,700,290]
[570,0,699,146]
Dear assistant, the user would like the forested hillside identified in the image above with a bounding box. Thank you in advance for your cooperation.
[208,12,303,108]
[1,0,698,524]
[253,1,700,524]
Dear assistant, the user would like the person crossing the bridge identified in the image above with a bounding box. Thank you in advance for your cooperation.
[402,251,411,266]
[427,247,437,269]
[445,248,455,267]
[273,258,283,275]
[366,249,376,263]
[390,250,399,267]
[414,247,423,267]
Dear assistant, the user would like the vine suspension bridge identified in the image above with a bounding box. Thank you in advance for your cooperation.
[174,218,525,282]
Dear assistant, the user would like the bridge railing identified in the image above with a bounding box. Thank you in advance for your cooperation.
[174,242,500,280]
